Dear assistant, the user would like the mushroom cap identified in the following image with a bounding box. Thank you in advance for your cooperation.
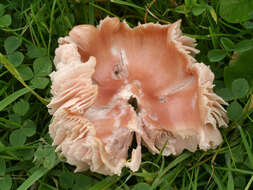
[48,17,228,175]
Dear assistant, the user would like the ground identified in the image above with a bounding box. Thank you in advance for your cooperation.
[0,0,253,190]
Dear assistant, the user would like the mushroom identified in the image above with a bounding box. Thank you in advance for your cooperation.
[48,17,228,175]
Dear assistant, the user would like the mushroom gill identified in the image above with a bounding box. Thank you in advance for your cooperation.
[48,17,228,175]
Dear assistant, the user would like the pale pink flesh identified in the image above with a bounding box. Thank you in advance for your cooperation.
[70,18,202,139]
[48,17,228,175]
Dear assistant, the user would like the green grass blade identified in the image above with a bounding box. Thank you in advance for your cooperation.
[152,152,192,189]
[17,159,59,190]
[225,153,234,190]
[47,0,57,55]
[89,0,95,25]
[215,166,253,175]
[237,125,253,169]
[89,2,118,17]
[88,176,119,190]
[39,183,58,190]
[245,176,253,190]
[203,164,224,190]
[0,88,30,112]
[17,167,51,190]
[0,117,22,128]
[0,53,49,104]
[111,0,145,10]
[160,164,185,188]
[193,167,199,190]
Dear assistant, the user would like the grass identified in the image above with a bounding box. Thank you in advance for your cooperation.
[0,0,253,189]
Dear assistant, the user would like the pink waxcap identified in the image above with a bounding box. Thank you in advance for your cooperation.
[48,17,228,175]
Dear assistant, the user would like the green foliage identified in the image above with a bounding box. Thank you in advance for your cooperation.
[9,129,27,146]
[0,15,11,27]
[227,101,243,121]
[132,183,152,190]
[0,159,6,176]
[59,171,74,189]
[216,88,234,101]
[208,49,227,62]
[0,3,11,28]
[13,100,30,116]
[7,52,24,67]
[0,88,30,112]
[0,0,253,190]
[0,175,12,190]
[220,37,235,51]
[30,77,49,89]
[0,4,5,16]
[231,78,249,99]
[33,145,58,169]
[192,5,206,16]
[219,0,253,23]
[17,66,34,81]
[27,46,47,59]
[72,174,95,190]
[33,57,52,77]
[233,40,253,53]
[224,48,253,88]
[4,36,22,54]
[22,120,36,137]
